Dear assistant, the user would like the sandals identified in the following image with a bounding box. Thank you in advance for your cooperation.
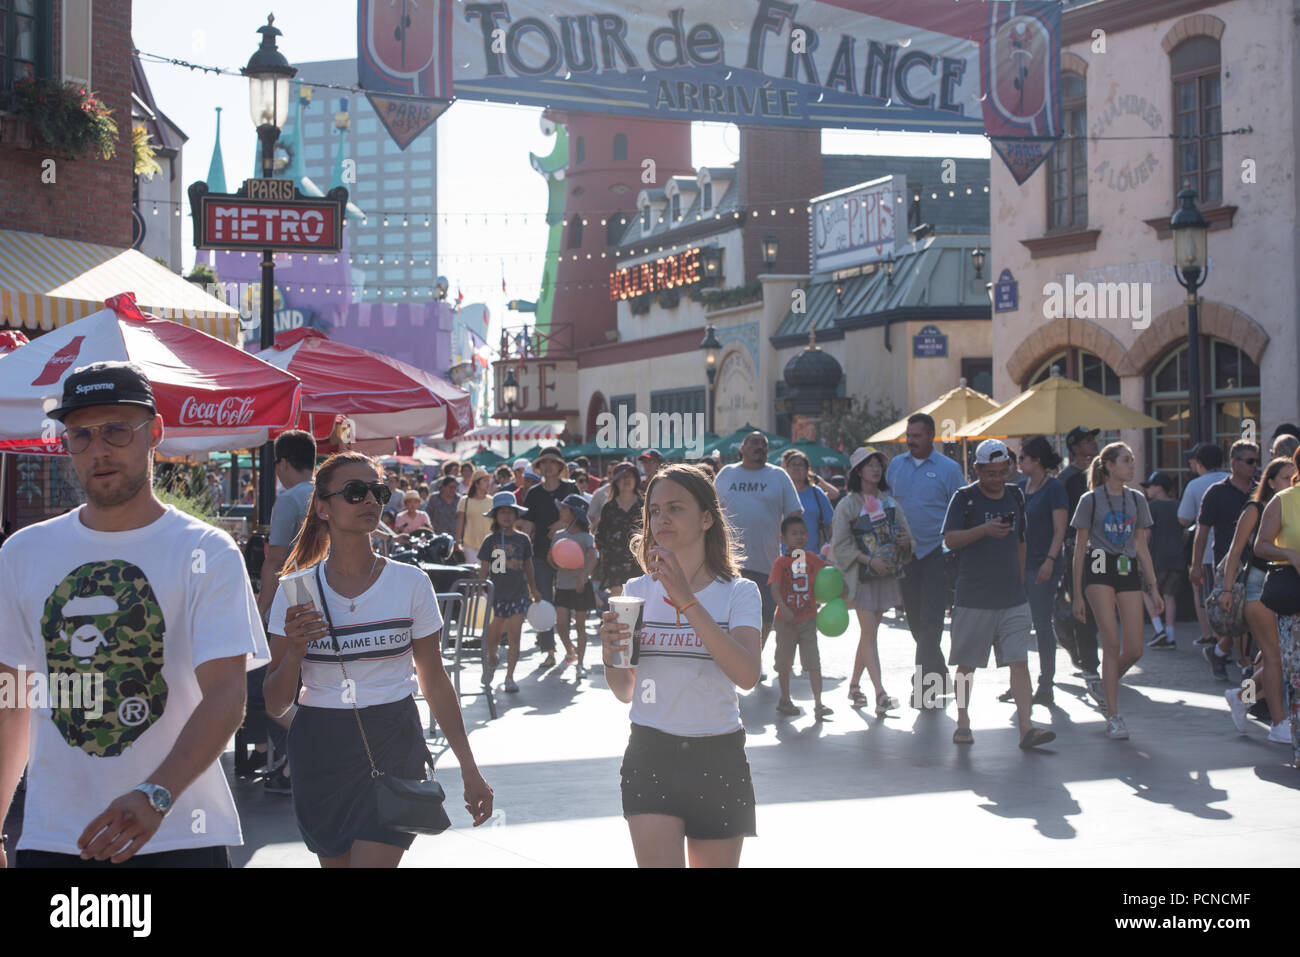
[777,699,802,716]
[814,704,834,721]
[997,687,1016,702]
[848,686,869,708]
[875,694,900,716]
[952,727,974,745]
[1019,727,1056,750]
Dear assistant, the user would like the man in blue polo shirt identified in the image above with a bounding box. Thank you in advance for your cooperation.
[885,413,965,708]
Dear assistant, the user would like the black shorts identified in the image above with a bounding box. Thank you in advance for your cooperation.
[742,569,777,623]
[287,696,429,858]
[554,582,596,612]
[1082,549,1142,593]
[16,845,231,868]
[620,723,756,840]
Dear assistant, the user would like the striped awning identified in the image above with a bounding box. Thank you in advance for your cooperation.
[462,423,560,442]
[0,229,242,344]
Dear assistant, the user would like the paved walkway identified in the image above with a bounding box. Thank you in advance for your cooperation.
[231,612,1300,867]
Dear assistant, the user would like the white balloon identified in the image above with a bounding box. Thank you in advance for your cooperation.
[527,600,556,632]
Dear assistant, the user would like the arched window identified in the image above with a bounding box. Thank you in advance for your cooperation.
[1171,36,1221,203]
[576,136,585,165]
[613,133,627,161]
[1048,71,1087,229]
[702,180,713,212]
[1146,339,1258,489]
[1029,349,1119,397]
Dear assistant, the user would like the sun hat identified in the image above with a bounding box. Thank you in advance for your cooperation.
[848,446,886,472]
[484,490,527,518]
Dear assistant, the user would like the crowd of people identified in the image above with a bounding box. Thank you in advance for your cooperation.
[3,358,1298,870]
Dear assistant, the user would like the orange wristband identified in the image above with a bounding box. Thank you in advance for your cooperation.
[677,598,700,616]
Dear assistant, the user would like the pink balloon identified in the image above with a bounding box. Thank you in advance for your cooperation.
[551,537,585,570]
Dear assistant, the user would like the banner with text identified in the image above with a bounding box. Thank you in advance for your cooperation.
[441,0,1061,148]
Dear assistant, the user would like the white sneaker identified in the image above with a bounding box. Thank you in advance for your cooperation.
[1225,688,1250,734]
[1106,714,1129,740]
[1268,721,1293,745]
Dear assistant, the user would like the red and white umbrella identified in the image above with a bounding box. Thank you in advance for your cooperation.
[0,293,302,455]
[0,330,30,354]
[262,328,474,442]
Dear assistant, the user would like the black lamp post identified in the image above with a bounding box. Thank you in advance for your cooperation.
[971,248,985,278]
[761,235,779,273]
[242,13,297,527]
[700,324,722,435]
[1170,183,1210,448]
[502,368,518,458]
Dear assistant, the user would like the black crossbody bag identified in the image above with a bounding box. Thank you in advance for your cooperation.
[315,563,451,836]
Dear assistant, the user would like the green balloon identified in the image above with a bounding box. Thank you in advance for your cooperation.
[813,565,844,602]
[817,597,850,637]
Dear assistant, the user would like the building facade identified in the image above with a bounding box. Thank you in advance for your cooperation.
[990,0,1299,487]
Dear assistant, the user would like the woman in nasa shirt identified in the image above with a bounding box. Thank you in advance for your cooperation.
[263,452,493,867]
[598,464,762,868]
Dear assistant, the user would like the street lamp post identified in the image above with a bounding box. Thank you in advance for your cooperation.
[700,324,721,435]
[503,368,518,458]
[1170,183,1210,448]
[761,235,779,273]
[242,13,297,527]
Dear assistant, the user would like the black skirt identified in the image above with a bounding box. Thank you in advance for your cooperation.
[286,696,430,858]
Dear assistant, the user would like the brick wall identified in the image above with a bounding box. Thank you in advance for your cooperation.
[737,127,823,279]
[0,0,135,247]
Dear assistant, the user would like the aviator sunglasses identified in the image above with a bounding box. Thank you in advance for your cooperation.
[319,479,393,505]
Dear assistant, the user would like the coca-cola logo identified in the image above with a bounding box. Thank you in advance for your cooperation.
[178,394,256,427]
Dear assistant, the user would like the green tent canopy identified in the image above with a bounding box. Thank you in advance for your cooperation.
[704,424,789,459]
[466,448,506,467]
[784,438,849,469]
[206,452,255,468]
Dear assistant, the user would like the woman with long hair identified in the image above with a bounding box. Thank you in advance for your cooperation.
[782,448,839,555]
[1013,435,1068,705]
[1250,446,1300,766]
[830,447,911,714]
[597,464,761,867]
[263,452,493,867]
[456,468,494,555]
[595,462,644,597]
[1070,442,1161,740]
[1219,456,1297,741]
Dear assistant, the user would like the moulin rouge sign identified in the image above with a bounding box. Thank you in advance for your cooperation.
[609,247,702,301]
[188,180,348,252]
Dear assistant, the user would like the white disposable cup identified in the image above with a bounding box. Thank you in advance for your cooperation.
[279,567,323,616]
[607,596,644,669]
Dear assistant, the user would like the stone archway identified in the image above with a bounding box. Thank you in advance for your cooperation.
[1004,317,1128,387]
[1116,299,1268,376]
[1161,13,1225,54]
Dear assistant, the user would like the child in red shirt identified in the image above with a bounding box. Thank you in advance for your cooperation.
[768,516,842,720]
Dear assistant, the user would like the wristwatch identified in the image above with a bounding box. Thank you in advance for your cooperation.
[133,782,173,817]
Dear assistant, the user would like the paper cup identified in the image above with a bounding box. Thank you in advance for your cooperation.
[278,567,323,616]
[607,596,644,669]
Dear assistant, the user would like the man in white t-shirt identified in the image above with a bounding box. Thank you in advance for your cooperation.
[0,361,269,868]
[714,433,802,671]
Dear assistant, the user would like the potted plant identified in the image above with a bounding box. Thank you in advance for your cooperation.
[8,77,118,160]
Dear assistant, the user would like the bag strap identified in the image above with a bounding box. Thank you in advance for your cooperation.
[315,562,435,778]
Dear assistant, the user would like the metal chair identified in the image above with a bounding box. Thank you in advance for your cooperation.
[428,578,497,734]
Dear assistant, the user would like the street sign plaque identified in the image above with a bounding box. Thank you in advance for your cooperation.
[188,180,348,253]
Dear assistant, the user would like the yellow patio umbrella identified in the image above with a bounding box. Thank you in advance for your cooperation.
[868,384,1002,443]
[956,373,1163,438]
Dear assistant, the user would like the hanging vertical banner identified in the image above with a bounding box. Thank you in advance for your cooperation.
[357,0,453,149]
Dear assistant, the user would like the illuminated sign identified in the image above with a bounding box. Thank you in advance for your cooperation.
[189,180,347,252]
[609,247,702,302]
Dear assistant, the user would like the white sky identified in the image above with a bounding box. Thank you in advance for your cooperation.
[132,0,989,348]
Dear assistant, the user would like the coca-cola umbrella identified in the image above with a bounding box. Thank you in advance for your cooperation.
[0,293,302,456]
[262,328,474,442]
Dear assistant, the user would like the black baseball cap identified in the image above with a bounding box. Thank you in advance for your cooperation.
[1141,471,1174,492]
[1186,442,1223,469]
[48,361,157,422]
[1065,426,1100,448]
[637,449,665,463]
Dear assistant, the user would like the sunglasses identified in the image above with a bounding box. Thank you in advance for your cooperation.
[320,480,392,505]
[61,419,152,454]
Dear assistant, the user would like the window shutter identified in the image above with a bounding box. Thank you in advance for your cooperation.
[62,0,93,87]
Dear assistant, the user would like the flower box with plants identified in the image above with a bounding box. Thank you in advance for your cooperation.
[5,78,118,160]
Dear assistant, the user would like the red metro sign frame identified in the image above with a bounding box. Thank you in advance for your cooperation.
[188,180,349,252]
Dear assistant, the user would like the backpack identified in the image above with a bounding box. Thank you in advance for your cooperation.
[945,482,1026,601]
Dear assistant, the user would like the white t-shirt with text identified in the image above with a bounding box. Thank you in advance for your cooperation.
[0,506,270,855]
[267,559,442,709]
[621,572,761,737]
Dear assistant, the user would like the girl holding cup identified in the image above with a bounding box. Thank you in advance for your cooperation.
[598,464,761,868]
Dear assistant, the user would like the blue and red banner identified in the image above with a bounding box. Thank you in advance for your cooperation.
[357,0,454,149]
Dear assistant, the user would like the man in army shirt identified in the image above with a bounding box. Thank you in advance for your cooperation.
[0,361,269,867]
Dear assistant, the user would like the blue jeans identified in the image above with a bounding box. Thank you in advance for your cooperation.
[532,557,557,652]
[1025,559,1062,688]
